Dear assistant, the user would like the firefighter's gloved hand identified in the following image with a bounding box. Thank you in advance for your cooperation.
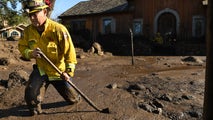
[60,72,71,81]
[31,48,41,58]
[65,68,75,77]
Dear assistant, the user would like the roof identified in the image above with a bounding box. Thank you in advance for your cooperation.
[59,0,128,17]
[0,24,27,32]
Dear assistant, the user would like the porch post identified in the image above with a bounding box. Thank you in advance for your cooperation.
[203,0,213,119]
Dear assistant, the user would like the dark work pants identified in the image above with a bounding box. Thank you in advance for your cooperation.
[24,65,79,112]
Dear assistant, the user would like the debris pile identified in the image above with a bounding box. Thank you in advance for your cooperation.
[88,42,104,56]
[125,76,203,119]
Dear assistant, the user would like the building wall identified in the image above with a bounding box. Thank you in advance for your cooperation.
[61,0,207,42]
[133,0,206,40]
[95,13,132,34]
[0,29,21,40]
[62,13,132,36]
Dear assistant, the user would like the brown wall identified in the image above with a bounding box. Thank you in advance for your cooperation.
[97,13,132,34]
[61,0,206,41]
[133,0,206,39]
[62,13,133,34]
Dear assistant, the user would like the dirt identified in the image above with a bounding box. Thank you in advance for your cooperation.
[0,40,205,120]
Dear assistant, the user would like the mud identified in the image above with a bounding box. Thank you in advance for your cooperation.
[0,40,205,120]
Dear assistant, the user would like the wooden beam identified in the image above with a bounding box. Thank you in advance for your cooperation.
[203,0,213,119]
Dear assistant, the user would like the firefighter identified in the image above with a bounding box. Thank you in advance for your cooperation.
[18,0,81,116]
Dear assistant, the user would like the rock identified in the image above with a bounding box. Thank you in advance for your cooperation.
[181,56,203,64]
[152,99,164,108]
[0,58,9,66]
[191,72,199,75]
[196,58,204,64]
[88,47,95,54]
[87,42,104,56]
[16,70,29,82]
[166,112,185,120]
[128,83,146,91]
[7,71,27,88]
[107,83,118,89]
[138,102,155,112]
[152,108,163,115]
[182,56,197,62]
[151,72,158,76]
[97,51,104,56]
[111,83,118,89]
[159,94,173,102]
[104,52,113,56]
[188,111,202,118]
[92,42,102,52]
[182,94,193,100]
[79,54,86,59]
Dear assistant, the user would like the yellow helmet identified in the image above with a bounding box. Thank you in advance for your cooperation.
[23,0,49,14]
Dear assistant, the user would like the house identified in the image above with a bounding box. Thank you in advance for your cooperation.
[59,0,207,55]
[0,24,27,41]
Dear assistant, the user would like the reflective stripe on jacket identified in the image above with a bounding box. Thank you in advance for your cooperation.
[18,18,77,80]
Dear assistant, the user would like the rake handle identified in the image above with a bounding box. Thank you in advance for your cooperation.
[38,51,104,112]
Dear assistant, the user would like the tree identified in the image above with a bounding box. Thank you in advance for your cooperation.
[0,0,29,28]
[0,0,56,28]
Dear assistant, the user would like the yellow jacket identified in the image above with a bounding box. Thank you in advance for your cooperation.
[18,18,77,80]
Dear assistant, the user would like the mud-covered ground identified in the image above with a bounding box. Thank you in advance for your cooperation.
[0,40,205,120]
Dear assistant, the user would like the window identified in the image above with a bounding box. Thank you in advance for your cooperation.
[133,19,143,35]
[102,18,115,34]
[192,16,205,37]
[3,31,7,38]
[71,20,86,32]
[11,31,19,37]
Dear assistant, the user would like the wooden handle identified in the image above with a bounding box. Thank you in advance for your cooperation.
[39,51,62,75]
[38,50,104,112]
